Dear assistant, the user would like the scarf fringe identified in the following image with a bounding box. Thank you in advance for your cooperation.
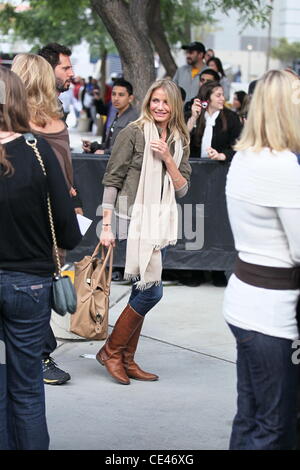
[153,240,177,251]
[124,273,140,282]
[134,280,161,291]
[124,272,161,291]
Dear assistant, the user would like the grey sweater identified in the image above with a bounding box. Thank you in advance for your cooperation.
[173,64,207,103]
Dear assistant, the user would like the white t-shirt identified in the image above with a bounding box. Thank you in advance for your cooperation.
[223,148,300,340]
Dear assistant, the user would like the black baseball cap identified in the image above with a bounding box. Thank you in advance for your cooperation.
[182,41,205,53]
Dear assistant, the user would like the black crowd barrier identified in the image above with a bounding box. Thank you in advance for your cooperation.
[68,154,237,271]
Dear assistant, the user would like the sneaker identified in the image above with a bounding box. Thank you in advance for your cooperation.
[42,357,71,385]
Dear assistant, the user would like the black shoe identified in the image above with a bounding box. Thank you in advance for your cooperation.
[112,270,123,281]
[179,270,205,287]
[180,278,203,287]
[211,271,228,287]
[42,357,71,385]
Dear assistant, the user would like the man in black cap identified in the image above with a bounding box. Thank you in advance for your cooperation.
[173,41,207,103]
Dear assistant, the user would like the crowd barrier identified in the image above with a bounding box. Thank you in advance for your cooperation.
[68,154,237,271]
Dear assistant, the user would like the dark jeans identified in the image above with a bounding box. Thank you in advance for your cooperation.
[127,248,166,316]
[0,270,52,450]
[129,281,163,316]
[228,323,298,450]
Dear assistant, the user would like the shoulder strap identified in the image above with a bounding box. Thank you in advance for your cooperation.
[24,134,62,276]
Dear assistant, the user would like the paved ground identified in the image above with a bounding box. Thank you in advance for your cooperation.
[47,280,237,450]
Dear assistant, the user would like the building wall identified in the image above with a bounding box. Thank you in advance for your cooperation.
[278,0,300,41]
[192,0,299,82]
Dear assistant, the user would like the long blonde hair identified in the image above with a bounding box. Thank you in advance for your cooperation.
[133,79,190,148]
[235,69,300,153]
[12,53,62,127]
[0,66,30,175]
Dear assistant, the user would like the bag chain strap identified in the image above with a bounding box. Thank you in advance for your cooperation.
[25,139,62,276]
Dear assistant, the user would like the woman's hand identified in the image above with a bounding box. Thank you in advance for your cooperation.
[82,140,91,153]
[75,207,83,216]
[150,139,172,163]
[70,187,77,197]
[100,225,115,247]
[191,98,202,120]
[207,147,226,161]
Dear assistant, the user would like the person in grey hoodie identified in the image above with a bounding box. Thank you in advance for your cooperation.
[173,41,207,103]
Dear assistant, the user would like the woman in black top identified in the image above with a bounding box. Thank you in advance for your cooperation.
[187,81,242,159]
[0,66,81,450]
[186,81,241,286]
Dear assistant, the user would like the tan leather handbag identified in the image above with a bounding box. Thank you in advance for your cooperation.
[70,243,113,340]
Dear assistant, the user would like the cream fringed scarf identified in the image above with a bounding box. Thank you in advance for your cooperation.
[124,121,183,289]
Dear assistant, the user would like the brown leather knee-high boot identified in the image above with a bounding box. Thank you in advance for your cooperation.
[123,318,159,381]
[96,304,143,384]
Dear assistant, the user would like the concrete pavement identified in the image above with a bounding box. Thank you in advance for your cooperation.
[46,280,237,450]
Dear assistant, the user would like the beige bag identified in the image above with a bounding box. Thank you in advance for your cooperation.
[70,243,113,340]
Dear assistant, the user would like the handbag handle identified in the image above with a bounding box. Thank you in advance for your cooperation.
[91,240,111,263]
[91,241,114,290]
[24,133,62,277]
[94,244,113,292]
[91,240,103,259]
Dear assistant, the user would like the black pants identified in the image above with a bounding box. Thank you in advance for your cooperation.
[42,325,57,359]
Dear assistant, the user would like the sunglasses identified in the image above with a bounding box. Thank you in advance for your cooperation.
[200,77,213,83]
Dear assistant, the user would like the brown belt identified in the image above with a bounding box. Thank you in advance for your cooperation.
[234,257,300,290]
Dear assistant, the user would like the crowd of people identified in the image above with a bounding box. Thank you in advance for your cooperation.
[0,38,300,452]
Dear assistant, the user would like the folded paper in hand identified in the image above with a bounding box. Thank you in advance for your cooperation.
[76,214,93,236]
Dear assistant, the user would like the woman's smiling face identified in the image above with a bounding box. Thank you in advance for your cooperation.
[209,86,225,111]
[149,87,171,127]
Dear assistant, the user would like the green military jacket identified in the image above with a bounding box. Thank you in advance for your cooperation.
[102,123,192,218]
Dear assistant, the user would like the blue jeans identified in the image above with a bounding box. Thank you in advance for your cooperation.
[228,323,298,450]
[128,282,163,316]
[127,248,166,316]
[0,270,52,450]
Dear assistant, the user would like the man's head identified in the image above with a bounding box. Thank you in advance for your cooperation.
[199,68,220,86]
[38,43,73,93]
[181,41,205,67]
[111,79,134,113]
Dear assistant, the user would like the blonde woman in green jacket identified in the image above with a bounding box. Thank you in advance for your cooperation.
[96,79,192,385]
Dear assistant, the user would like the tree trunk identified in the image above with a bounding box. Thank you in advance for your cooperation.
[183,0,192,44]
[91,0,156,107]
[100,48,107,101]
[146,0,177,78]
